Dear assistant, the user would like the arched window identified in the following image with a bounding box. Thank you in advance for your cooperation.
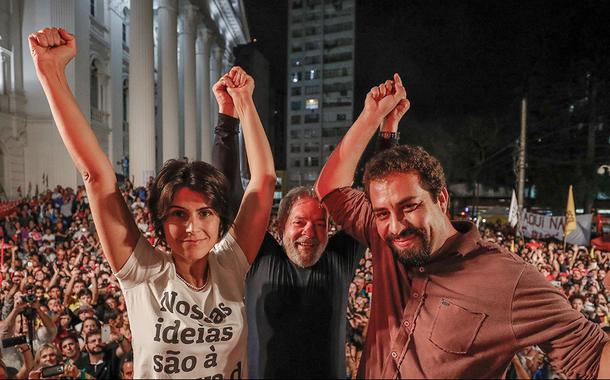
[90,60,99,110]
[122,79,129,153]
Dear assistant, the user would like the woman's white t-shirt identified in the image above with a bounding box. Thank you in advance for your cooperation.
[115,233,249,379]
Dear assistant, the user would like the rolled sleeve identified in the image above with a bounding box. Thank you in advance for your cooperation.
[321,187,375,248]
[511,264,609,379]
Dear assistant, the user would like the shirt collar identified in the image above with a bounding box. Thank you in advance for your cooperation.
[435,221,482,258]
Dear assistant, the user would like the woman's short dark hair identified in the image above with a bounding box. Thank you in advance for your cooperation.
[148,159,234,241]
[363,145,446,201]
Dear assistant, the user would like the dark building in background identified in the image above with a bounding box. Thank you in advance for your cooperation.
[235,42,287,208]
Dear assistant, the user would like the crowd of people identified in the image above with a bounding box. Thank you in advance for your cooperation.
[1,184,609,378]
[6,26,606,379]
[0,184,139,378]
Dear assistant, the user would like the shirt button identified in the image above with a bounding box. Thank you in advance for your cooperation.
[403,321,410,327]
[419,267,425,273]
[391,351,398,358]
[413,292,419,298]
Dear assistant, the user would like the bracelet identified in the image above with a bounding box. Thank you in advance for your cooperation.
[379,131,400,140]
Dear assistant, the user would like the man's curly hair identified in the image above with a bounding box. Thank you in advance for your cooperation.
[363,145,446,201]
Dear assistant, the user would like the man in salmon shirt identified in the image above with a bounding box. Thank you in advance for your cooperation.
[315,74,610,379]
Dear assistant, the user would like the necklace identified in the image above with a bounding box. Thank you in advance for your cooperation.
[175,270,208,291]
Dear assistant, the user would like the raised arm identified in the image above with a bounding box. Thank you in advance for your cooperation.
[225,67,275,263]
[315,74,408,199]
[211,77,244,208]
[29,28,139,273]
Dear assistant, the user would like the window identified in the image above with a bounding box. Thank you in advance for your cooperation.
[305,98,319,110]
[304,142,319,153]
[90,61,99,109]
[305,85,320,95]
[290,144,301,153]
[308,69,318,80]
[291,101,302,111]
[291,87,302,96]
[291,115,302,124]
[292,159,301,168]
[290,130,301,139]
[122,79,129,122]
[304,114,320,123]
[291,72,302,83]
[90,0,95,16]
[304,157,319,167]
[336,113,346,121]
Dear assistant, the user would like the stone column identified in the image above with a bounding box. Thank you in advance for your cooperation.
[179,4,198,161]
[196,27,213,162]
[210,44,224,126]
[128,0,155,186]
[157,0,179,162]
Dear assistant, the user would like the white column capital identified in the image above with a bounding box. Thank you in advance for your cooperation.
[179,3,199,35]
[157,0,178,13]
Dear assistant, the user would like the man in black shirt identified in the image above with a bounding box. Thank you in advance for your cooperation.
[211,74,404,378]
[75,330,128,379]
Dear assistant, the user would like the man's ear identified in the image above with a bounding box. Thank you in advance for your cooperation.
[437,187,449,214]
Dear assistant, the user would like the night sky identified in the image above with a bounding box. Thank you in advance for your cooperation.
[243,0,610,208]
[244,0,610,121]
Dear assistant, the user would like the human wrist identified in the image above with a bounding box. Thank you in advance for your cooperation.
[378,131,400,140]
[361,110,384,128]
[219,104,237,118]
[234,97,255,116]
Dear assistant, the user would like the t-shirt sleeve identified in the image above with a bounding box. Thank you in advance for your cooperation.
[321,187,376,248]
[511,264,609,379]
[212,231,250,280]
[114,234,167,289]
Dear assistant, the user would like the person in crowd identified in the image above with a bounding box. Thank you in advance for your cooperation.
[119,352,134,380]
[60,334,85,363]
[74,329,129,379]
[315,73,610,378]
[28,26,275,379]
[210,73,407,378]
[28,343,79,379]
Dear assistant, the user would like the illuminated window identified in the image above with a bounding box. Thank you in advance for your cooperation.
[305,98,319,110]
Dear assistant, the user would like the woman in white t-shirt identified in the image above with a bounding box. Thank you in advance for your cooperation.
[29,27,275,378]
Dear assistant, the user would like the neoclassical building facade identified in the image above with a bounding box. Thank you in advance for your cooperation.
[0,0,249,197]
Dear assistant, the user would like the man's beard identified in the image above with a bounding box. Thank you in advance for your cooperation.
[283,234,326,268]
[89,345,103,355]
[386,227,432,266]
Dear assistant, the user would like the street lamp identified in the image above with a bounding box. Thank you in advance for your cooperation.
[598,165,610,175]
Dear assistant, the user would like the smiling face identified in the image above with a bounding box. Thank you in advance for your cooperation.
[162,187,221,262]
[281,197,328,268]
[369,172,451,266]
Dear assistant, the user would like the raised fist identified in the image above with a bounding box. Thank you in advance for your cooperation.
[212,75,237,118]
[28,27,76,73]
[225,66,255,102]
[364,73,407,119]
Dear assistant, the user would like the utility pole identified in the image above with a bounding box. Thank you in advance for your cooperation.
[517,96,527,208]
